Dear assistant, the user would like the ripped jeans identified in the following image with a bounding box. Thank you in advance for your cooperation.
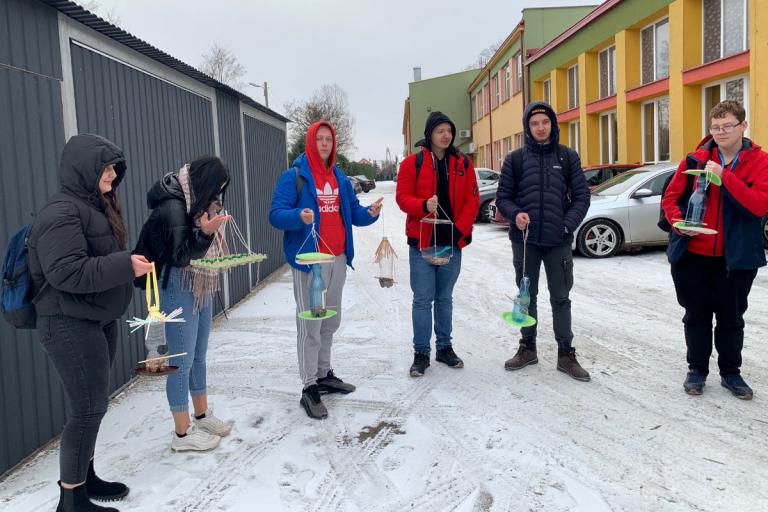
[511,242,574,348]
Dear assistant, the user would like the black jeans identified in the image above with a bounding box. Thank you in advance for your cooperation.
[671,252,757,377]
[37,315,117,484]
[512,242,574,348]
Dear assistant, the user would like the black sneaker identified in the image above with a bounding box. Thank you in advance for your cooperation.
[721,374,753,400]
[409,352,430,377]
[683,370,706,395]
[435,346,464,368]
[300,384,328,419]
[317,370,356,394]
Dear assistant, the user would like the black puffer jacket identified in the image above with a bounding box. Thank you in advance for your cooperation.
[496,102,590,247]
[28,134,134,322]
[133,172,215,288]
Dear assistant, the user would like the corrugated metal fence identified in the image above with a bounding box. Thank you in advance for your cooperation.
[0,0,287,476]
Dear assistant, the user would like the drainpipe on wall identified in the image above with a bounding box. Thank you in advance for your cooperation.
[488,68,493,168]
[521,25,528,106]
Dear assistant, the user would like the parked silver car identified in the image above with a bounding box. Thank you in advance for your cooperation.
[573,163,677,258]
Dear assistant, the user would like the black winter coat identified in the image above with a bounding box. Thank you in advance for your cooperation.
[133,172,214,288]
[28,134,134,322]
[496,101,590,247]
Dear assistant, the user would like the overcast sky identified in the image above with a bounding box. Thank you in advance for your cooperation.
[92,0,596,162]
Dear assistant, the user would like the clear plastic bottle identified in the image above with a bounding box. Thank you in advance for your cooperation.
[512,275,531,323]
[309,264,326,317]
[684,175,708,226]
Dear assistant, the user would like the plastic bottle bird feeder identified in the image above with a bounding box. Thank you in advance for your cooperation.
[419,214,454,266]
[295,224,337,320]
[672,172,718,235]
[374,237,397,288]
[127,264,186,376]
[501,275,537,327]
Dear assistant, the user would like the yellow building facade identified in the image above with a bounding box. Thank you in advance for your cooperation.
[527,0,764,167]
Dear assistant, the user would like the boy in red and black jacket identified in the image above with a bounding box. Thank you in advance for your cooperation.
[396,112,479,377]
[662,100,768,400]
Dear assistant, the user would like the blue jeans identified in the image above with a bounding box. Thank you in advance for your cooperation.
[409,246,462,355]
[161,267,212,412]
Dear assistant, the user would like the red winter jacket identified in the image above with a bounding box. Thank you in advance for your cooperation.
[662,136,768,259]
[396,147,479,248]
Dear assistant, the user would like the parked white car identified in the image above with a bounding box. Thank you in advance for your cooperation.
[475,167,500,187]
[573,163,677,258]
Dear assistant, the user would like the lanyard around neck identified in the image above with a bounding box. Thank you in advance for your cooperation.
[718,149,740,172]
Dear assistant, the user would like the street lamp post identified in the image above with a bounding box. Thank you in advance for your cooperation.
[247,81,269,108]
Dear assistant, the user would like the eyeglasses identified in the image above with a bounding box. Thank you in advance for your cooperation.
[709,123,741,134]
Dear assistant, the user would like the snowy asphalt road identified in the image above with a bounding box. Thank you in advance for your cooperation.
[2,181,767,511]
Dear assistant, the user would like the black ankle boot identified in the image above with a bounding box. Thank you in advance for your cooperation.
[56,482,119,512]
[85,460,129,501]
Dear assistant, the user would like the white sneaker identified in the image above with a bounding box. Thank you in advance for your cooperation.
[193,409,232,437]
[171,424,221,452]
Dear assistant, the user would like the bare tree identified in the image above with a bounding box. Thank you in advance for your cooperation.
[80,1,122,26]
[465,39,505,70]
[199,43,246,90]
[285,84,356,159]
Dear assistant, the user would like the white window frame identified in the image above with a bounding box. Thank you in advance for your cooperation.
[641,97,671,164]
[494,140,503,170]
[493,73,500,108]
[569,121,580,152]
[600,110,618,164]
[599,45,616,98]
[503,63,511,100]
[543,79,551,105]
[702,0,749,63]
[640,17,669,84]
[700,73,750,137]
[471,94,477,122]
[514,132,524,149]
[567,64,579,109]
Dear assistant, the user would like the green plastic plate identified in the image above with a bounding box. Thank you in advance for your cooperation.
[684,169,722,186]
[298,309,338,320]
[501,311,537,327]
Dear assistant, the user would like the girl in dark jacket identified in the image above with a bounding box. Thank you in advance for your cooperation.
[28,134,153,512]
[134,156,232,452]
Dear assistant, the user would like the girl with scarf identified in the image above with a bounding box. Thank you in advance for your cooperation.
[134,156,232,451]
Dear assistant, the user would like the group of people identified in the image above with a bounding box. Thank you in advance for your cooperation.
[27,98,766,511]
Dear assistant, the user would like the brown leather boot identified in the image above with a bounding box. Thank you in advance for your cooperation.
[557,348,590,382]
[504,343,538,370]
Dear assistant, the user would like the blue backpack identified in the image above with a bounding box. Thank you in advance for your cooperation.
[2,224,36,329]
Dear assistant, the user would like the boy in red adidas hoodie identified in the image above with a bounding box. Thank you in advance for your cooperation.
[662,101,768,400]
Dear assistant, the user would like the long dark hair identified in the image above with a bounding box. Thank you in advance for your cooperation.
[187,156,230,218]
[101,191,127,249]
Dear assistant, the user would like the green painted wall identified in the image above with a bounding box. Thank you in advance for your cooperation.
[409,69,479,153]
[522,6,598,49]
[529,0,673,80]
[469,6,597,95]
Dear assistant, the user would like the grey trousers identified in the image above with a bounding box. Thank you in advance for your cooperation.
[292,255,347,387]
[511,242,574,348]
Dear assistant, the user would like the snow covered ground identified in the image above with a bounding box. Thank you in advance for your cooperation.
[2,181,767,511]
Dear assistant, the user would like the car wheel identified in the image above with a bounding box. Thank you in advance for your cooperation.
[577,219,622,258]
[762,215,768,248]
[478,200,494,223]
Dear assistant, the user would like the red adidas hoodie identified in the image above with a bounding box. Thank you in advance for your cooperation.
[305,121,345,256]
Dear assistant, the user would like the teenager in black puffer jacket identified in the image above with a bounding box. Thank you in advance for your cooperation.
[28,134,153,512]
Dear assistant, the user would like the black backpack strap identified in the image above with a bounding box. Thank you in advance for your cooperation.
[293,166,304,204]
[558,145,572,201]
[415,151,424,181]
[510,148,524,192]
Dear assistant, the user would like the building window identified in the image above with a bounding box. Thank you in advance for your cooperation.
[513,53,523,95]
[543,79,551,105]
[514,132,524,149]
[502,63,511,101]
[494,140,503,170]
[600,111,618,164]
[471,94,477,122]
[478,88,484,118]
[503,136,512,155]
[641,18,669,84]
[702,75,749,136]
[704,0,748,63]
[568,121,580,152]
[642,97,670,163]
[567,64,579,109]
[599,46,616,98]
[492,74,500,109]
[485,145,492,169]
[484,83,491,115]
